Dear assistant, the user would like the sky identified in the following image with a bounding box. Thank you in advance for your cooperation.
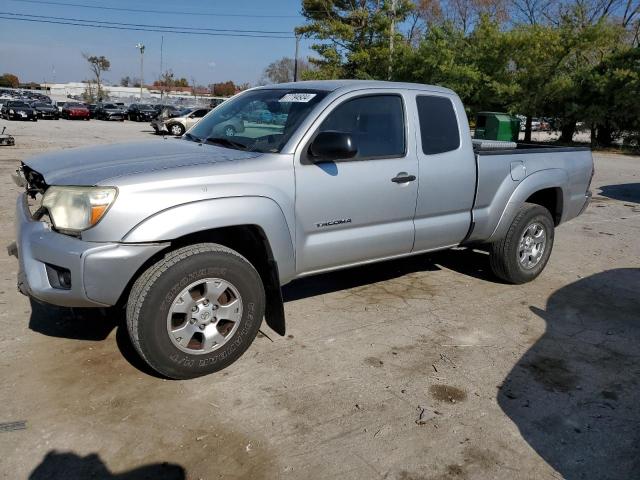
[0,0,314,86]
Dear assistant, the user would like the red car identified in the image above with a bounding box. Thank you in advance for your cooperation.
[61,102,90,120]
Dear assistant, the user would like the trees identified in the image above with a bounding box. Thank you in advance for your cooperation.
[296,0,415,79]
[295,0,640,146]
[262,57,310,83]
[211,81,238,96]
[0,73,20,88]
[82,54,110,101]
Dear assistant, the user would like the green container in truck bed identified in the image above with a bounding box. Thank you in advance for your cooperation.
[474,112,520,142]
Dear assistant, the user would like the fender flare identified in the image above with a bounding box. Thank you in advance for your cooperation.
[122,196,296,284]
[487,169,568,242]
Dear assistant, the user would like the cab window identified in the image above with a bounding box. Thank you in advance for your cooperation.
[317,95,405,160]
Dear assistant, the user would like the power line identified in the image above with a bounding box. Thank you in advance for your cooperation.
[3,12,293,34]
[0,15,296,38]
[6,0,306,18]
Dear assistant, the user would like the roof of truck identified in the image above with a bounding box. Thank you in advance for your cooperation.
[260,80,455,95]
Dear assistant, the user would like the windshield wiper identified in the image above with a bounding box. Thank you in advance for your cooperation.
[204,136,249,151]
[183,132,201,142]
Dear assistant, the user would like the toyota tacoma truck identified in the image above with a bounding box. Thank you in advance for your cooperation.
[11,80,593,379]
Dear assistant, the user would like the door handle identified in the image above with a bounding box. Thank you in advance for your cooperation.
[391,172,416,184]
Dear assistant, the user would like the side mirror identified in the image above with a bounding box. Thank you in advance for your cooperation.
[309,131,357,161]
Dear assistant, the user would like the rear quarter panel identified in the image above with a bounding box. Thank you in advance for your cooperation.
[469,148,593,242]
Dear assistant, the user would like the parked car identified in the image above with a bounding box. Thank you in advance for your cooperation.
[95,103,125,121]
[1,100,37,121]
[61,102,90,120]
[11,80,593,379]
[87,104,97,118]
[150,107,188,134]
[30,102,59,120]
[162,107,212,136]
[127,103,157,122]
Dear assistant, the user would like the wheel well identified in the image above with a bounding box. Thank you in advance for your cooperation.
[526,188,563,225]
[117,225,286,335]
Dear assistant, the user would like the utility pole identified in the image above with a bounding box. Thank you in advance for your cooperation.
[293,33,300,82]
[136,43,145,100]
[160,36,164,101]
[388,0,396,80]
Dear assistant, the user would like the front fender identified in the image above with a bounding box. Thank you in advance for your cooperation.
[487,169,568,242]
[122,196,296,283]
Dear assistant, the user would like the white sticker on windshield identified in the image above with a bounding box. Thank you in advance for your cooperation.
[279,93,317,103]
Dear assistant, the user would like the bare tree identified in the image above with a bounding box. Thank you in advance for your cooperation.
[82,53,110,100]
[262,57,310,84]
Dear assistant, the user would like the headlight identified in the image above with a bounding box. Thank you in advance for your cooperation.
[42,186,117,233]
[9,109,14,114]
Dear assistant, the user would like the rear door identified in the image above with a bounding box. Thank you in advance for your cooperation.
[294,91,419,274]
[411,93,476,251]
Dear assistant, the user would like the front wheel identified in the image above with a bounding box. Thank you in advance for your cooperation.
[168,123,185,136]
[489,203,555,284]
[126,243,265,379]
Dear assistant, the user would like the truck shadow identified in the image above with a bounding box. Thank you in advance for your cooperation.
[28,300,161,377]
[598,183,640,203]
[498,268,640,479]
[29,451,185,479]
[282,247,495,301]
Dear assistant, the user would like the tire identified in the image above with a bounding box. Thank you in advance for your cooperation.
[126,243,265,379]
[168,123,185,136]
[489,203,555,284]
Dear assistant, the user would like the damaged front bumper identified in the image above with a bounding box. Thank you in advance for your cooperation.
[11,193,167,307]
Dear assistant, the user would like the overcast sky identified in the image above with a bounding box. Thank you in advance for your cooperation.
[0,0,313,86]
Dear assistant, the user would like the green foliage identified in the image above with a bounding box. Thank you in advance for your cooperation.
[297,0,415,79]
[297,1,640,146]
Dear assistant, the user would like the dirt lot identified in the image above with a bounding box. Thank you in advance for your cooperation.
[0,118,639,480]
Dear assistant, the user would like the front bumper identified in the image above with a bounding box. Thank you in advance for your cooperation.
[12,194,167,308]
[9,111,36,120]
[151,121,168,133]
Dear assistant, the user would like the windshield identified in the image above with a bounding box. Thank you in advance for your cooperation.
[187,89,327,153]
[34,102,51,107]
[10,101,29,107]
[66,102,84,107]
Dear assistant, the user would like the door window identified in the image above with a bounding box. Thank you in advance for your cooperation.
[416,95,460,155]
[317,95,405,160]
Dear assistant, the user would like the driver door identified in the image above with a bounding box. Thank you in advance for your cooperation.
[294,92,419,275]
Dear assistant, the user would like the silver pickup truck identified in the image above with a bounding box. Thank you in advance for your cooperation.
[12,80,593,378]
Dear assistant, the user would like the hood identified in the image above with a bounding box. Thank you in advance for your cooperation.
[23,139,262,186]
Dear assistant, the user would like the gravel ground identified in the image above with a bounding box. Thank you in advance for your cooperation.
[0,118,639,480]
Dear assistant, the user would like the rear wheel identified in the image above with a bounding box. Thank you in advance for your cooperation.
[489,203,555,284]
[126,243,265,379]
